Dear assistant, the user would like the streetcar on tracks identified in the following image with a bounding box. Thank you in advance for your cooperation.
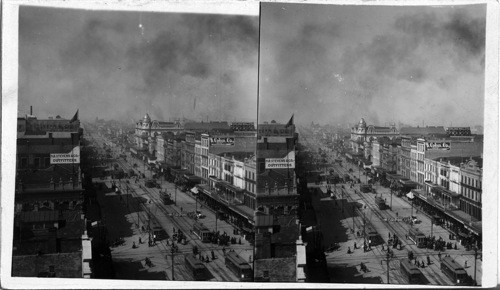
[161,191,174,205]
[225,251,253,282]
[440,256,470,285]
[185,254,209,281]
[192,222,212,243]
[375,196,386,210]
[408,228,426,248]
[399,258,422,284]
[147,218,168,241]
[360,184,373,193]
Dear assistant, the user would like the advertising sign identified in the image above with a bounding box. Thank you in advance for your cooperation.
[50,146,80,164]
[210,137,235,146]
[265,151,295,169]
[425,141,451,151]
[258,124,295,137]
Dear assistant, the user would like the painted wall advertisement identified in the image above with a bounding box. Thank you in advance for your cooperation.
[50,146,80,164]
[425,141,451,151]
[265,151,295,169]
[210,137,235,146]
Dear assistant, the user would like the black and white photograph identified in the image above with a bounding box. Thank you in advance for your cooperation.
[3,1,259,285]
[1,0,498,289]
[256,1,496,286]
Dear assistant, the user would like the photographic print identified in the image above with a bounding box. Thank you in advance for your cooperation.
[1,0,498,289]
[8,3,258,283]
[258,2,488,286]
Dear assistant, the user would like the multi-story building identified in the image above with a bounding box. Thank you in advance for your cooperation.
[459,158,482,220]
[134,113,182,151]
[397,136,412,179]
[254,119,299,282]
[350,118,398,154]
[13,110,91,278]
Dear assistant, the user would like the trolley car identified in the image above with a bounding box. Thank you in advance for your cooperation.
[147,218,168,241]
[360,184,372,193]
[375,196,386,210]
[440,256,469,285]
[400,259,422,284]
[185,254,208,281]
[225,251,253,282]
[408,227,426,248]
[161,191,174,205]
[192,222,212,243]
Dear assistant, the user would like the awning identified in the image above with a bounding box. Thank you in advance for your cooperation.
[191,187,199,194]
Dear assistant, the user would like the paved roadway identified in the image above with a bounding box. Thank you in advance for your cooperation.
[88,132,253,281]
[298,130,482,286]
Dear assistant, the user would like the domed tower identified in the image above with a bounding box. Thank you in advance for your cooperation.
[141,113,151,129]
[142,113,151,124]
[357,118,367,134]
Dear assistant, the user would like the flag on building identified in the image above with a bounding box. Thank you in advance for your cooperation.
[69,109,79,123]
[285,114,294,128]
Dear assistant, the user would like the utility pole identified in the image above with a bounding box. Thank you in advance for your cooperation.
[386,250,390,284]
[430,217,434,238]
[474,247,478,286]
[390,182,393,210]
[170,248,175,280]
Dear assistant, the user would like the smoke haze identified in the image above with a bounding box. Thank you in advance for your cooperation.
[19,6,258,123]
[259,4,486,127]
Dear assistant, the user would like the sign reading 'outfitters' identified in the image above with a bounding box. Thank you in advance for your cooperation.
[50,146,80,164]
[265,151,295,169]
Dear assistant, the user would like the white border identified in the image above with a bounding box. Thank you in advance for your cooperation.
[2,0,498,289]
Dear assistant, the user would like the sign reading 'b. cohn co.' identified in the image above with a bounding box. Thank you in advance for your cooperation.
[425,141,451,151]
[50,146,80,164]
[210,137,235,146]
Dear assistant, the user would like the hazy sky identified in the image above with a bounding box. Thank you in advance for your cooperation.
[259,4,486,127]
[18,6,258,123]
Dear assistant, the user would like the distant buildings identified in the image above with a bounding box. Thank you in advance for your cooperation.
[343,117,483,249]
[131,113,258,244]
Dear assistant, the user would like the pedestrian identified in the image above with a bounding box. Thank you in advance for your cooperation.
[348,247,352,254]
[396,212,398,218]
[465,261,468,268]
[354,242,357,249]
[139,237,142,244]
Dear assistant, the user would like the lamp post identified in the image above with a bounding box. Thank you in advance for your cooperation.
[473,246,478,285]
[174,184,177,205]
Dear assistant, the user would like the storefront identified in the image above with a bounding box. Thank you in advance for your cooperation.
[195,184,255,238]
[413,189,481,249]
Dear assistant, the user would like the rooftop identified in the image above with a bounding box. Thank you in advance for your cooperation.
[254,257,296,282]
[12,252,82,278]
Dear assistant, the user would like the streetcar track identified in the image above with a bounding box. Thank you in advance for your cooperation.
[99,145,238,281]
[329,160,455,285]
[116,155,240,281]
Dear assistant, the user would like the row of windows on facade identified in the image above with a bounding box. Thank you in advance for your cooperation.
[19,156,51,169]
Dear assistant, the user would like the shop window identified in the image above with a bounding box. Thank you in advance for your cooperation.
[20,157,28,168]
[34,157,40,168]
